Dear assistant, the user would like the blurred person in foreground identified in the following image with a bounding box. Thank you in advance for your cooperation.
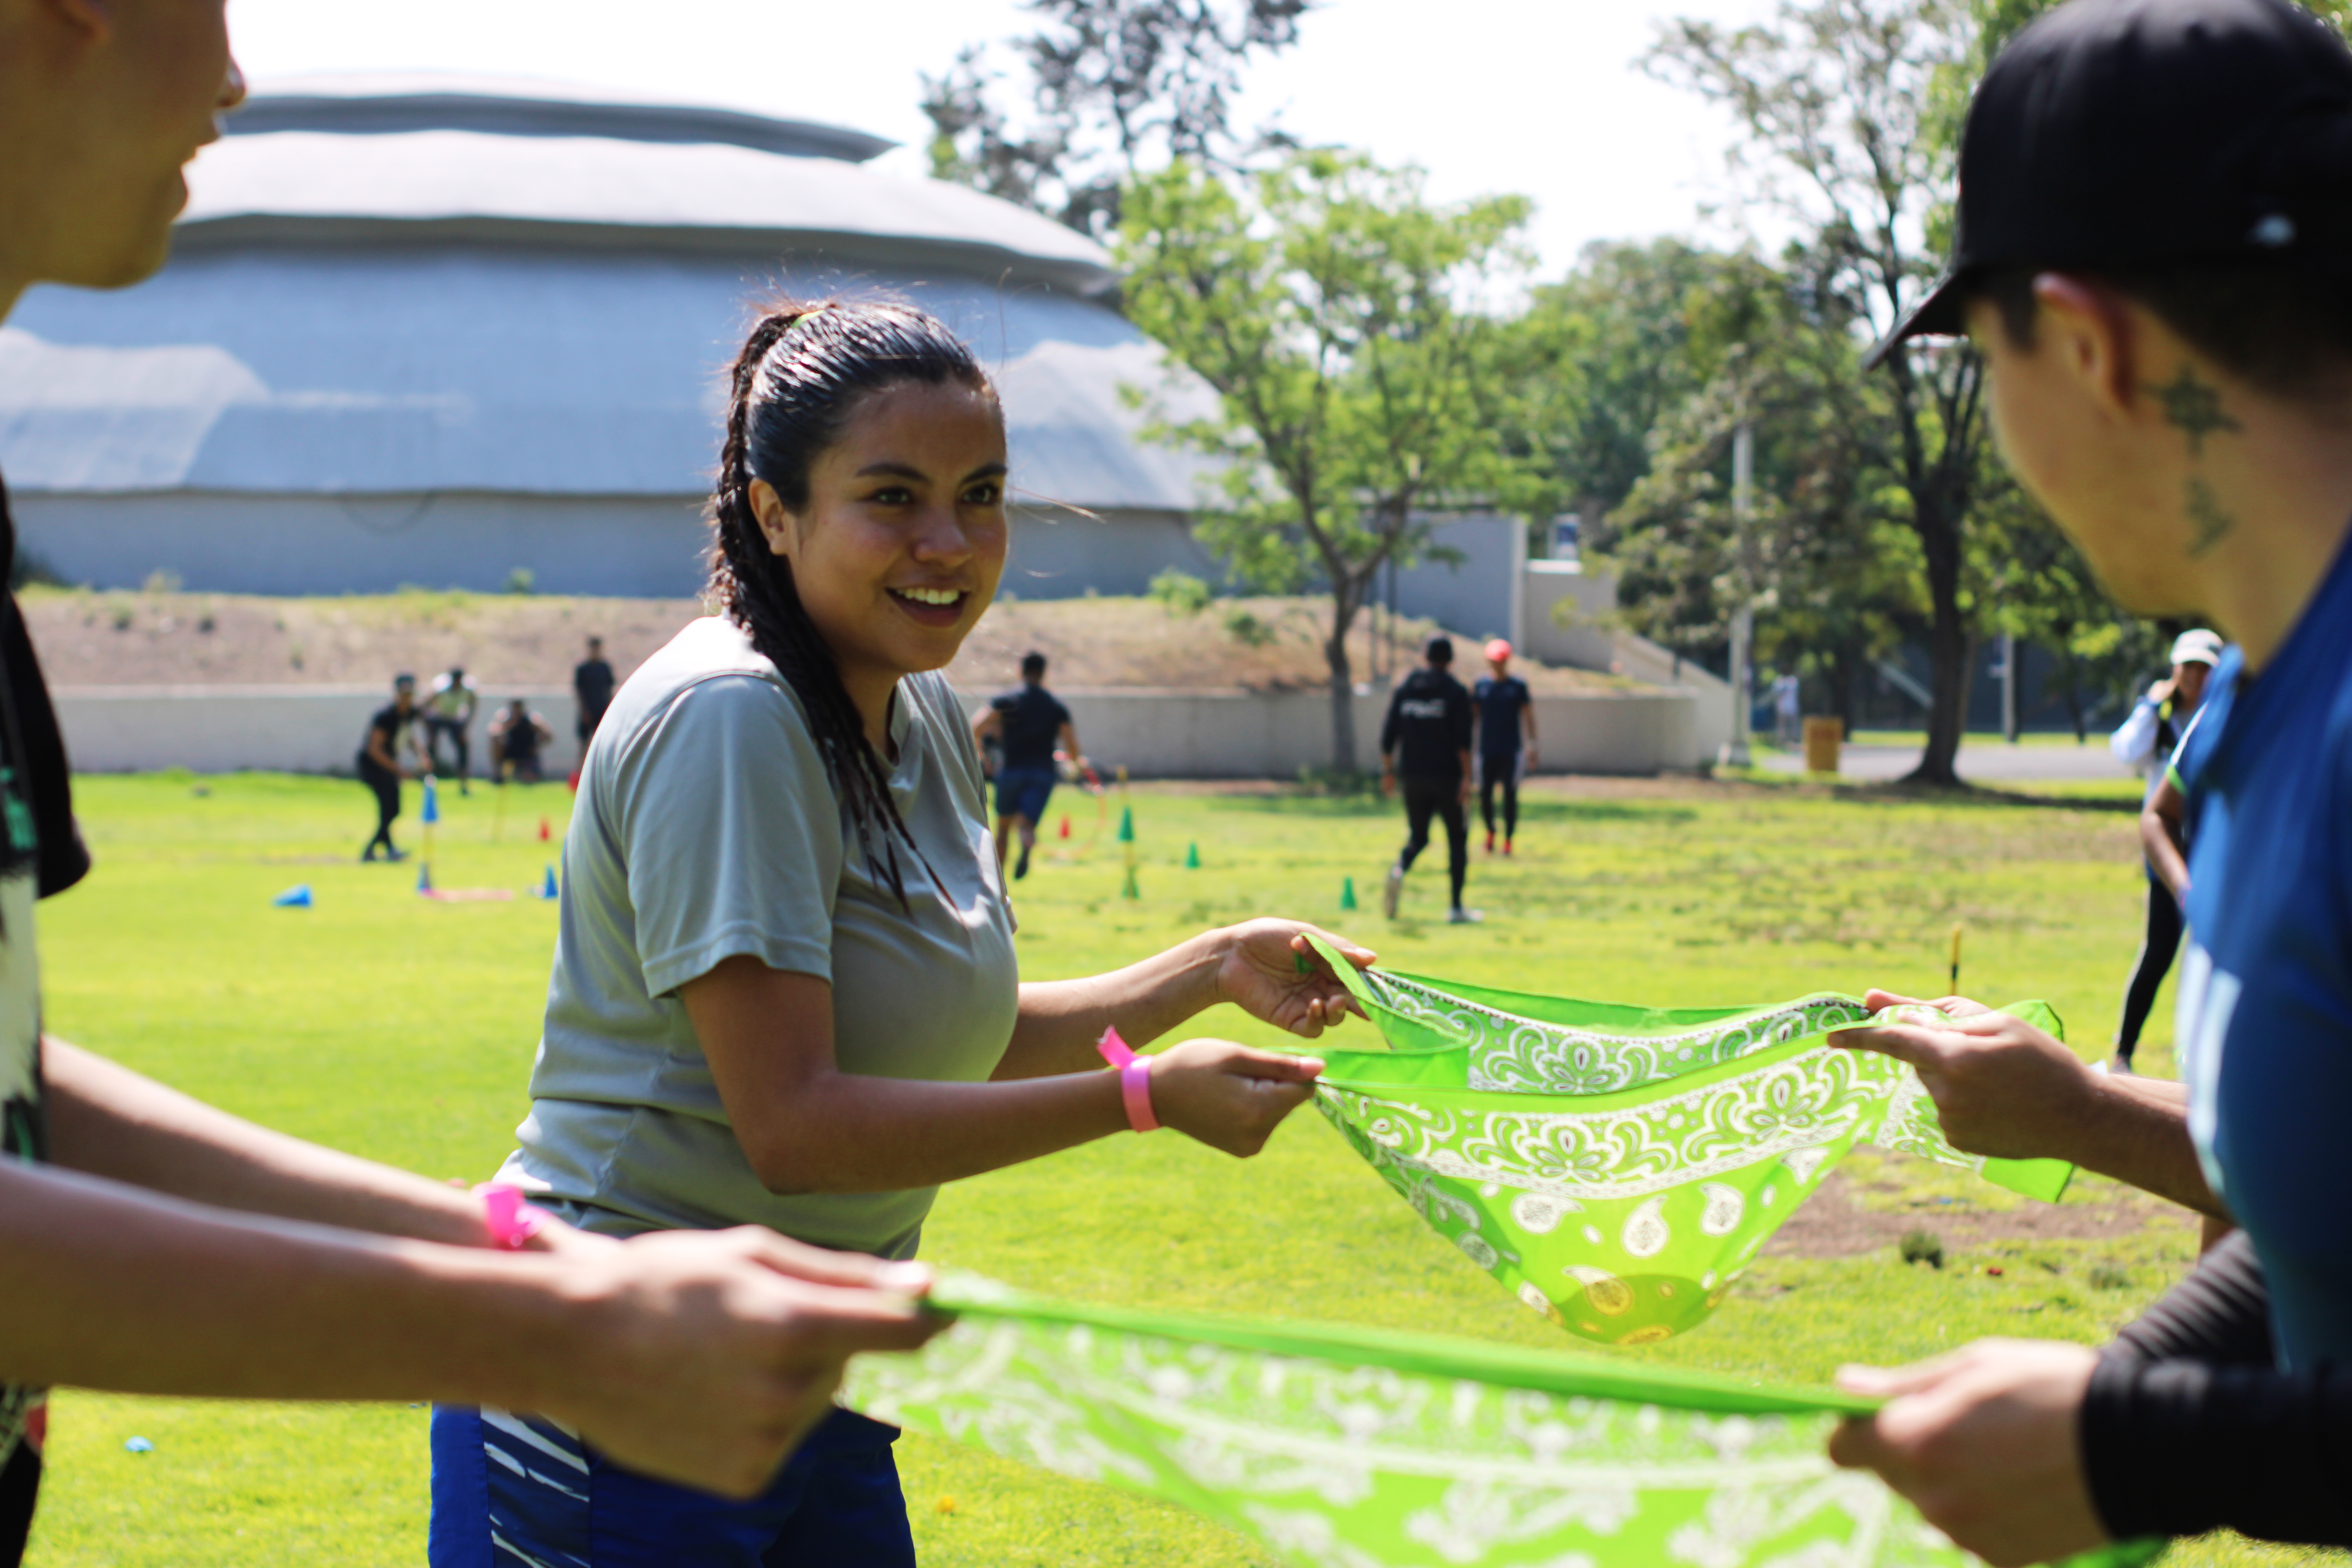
[2105,628,2222,1071]
[1823,0,2352,1559]
[0,2,943,1559]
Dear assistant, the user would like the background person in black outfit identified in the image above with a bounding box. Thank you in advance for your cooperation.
[572,636,616,756]
[2105,628,2220,1070]
[971,650,1083,880]
[1471,637,1538,857]
[356,674,419,862]
[1379,637,1478,924]
[490,698,553,784]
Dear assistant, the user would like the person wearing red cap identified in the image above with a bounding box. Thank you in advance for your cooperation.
[1822,0,2352,1557]
[1471,638,1537,855]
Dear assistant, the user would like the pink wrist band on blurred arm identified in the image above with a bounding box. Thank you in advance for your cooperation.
[475,1183,546,1250]
[1095,1027,1160,1133]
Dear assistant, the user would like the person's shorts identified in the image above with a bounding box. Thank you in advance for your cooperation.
[428,1404,913,1568]
[994,765,1058,822]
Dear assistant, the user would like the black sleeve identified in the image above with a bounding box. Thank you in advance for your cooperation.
[1450,686,1474,751]
[1380,689,1403,755]
[2081,1232,2352,1546]
[1,593,89,900]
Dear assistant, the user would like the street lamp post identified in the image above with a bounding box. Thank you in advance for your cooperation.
[1718,419,1755,769]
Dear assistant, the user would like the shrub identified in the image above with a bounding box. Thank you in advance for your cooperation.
[1149,569,1211,617]
[1898,1229,1945,1269]
[1223,607,1275,646]
[503,568,535,595]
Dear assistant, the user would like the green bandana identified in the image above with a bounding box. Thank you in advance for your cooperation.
[851,1272,2158,1568]
[1299,943,2073,1344]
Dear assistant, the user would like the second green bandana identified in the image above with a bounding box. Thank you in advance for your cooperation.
[1299,944,2074,1344]
[849,1272,2160,1568]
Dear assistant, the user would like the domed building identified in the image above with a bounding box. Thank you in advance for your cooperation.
[0,74,1221,598]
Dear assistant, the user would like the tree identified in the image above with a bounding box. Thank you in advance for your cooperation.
[922,0,1310,239]
[1119,150,1533,769]
[1600,241,1924,728]
[1648,0,1991,784]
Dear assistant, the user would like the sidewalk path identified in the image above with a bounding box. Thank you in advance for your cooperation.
[1757,740,2137,785]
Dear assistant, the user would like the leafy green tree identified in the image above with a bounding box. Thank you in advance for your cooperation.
[922,0,1309,238]
[1648,0,1991,784]
[1118,150,1533,768]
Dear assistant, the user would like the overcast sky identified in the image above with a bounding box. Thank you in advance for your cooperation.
[223,0,1777,277]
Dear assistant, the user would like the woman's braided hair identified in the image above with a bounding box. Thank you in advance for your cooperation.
[706,298,1000,908]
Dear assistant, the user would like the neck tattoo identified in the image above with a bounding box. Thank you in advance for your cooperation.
[2148,365,2243,457]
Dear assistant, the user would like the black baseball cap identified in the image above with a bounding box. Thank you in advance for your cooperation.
[1425,635,1454,662]
[1867,0,2352,368]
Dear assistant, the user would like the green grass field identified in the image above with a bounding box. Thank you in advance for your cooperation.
[17,772,2338,1567]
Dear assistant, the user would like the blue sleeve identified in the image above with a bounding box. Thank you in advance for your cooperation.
[1051,695,1073,729]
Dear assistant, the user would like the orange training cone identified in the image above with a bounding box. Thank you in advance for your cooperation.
[1058,815,1070,840]
[538,818,551,842]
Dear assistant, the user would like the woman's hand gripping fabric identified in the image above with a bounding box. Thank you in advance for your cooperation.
[1212,920,1375,1039]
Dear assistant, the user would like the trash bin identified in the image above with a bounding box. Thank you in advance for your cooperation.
[1802,716,1843,774]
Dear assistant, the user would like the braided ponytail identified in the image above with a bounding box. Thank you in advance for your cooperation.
[706,299,1000,908]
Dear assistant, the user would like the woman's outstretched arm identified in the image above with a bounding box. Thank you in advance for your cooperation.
[685,957,1325,1195]
[999,918,1374,1080]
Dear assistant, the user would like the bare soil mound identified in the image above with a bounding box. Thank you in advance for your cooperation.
[24,587,1634,695]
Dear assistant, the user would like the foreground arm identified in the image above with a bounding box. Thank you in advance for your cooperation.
[686,957,1326,1196]
[1000,918,1372,1079]
[1831,1234,2352,1561]
[2141,775,2190,902]
[0,1159,938,1497]
[42,1036,585,1250]
[1829,991,2223,1217]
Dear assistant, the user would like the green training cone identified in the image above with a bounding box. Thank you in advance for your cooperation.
[1116,806,1134,843]
[1122,867,1140,900]
[1184,842,1199,869]
[1340,875,1358,911]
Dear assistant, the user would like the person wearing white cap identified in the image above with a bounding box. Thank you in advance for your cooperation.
[2105,628,2223,1070]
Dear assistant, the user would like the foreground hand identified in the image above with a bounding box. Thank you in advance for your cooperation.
[544,1229,940,1499]
[1830,1339,2105,1568]
[1149,1037,1323,1156]
[1828,991,2094,1161]
[1213,920,1374,1038]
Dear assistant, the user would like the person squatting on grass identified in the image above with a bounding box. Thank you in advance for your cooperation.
[0,6,950,1563]
[432,299,1374,1565]
[1824,0,2352,1558]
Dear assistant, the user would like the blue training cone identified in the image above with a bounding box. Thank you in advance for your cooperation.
[421,777,440,826]
[272,884,313,908]
[536,865,558,900]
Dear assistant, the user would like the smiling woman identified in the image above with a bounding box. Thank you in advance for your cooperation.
[428,298,1381,1566]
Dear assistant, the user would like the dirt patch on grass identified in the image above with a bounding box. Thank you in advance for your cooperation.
[1766,1168,2196,1259]
[25,588,1639,696]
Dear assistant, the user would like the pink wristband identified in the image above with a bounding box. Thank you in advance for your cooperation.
[1096,1027,1159,1133]
[475,1183,546,1250]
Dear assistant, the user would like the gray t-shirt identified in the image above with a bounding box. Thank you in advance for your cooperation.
[499,616,1020,1259]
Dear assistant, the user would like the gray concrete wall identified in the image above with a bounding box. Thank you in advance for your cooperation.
[13,492,1218,602]
[52,681,1707,777]
[1390,514,1526,647]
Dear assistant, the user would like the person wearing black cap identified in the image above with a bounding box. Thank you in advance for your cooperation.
[1378,637,1478,923]
[1824,0,2352,1558]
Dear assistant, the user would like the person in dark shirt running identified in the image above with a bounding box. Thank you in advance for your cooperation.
[357,674,419,862]
[1379,637,1477,924]
[1821,1,2352,1556]
[970,651,1082,880]
[1471,637,1538,857]
[573,637,617,753]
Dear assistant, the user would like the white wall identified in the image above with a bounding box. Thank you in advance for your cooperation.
[1520,560,1733,760]
[53,681,1708,777]
[52,684,583,776]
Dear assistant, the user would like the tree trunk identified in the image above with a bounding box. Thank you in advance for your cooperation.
[1908,499,1969,786]
[1325,586,1361,773]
